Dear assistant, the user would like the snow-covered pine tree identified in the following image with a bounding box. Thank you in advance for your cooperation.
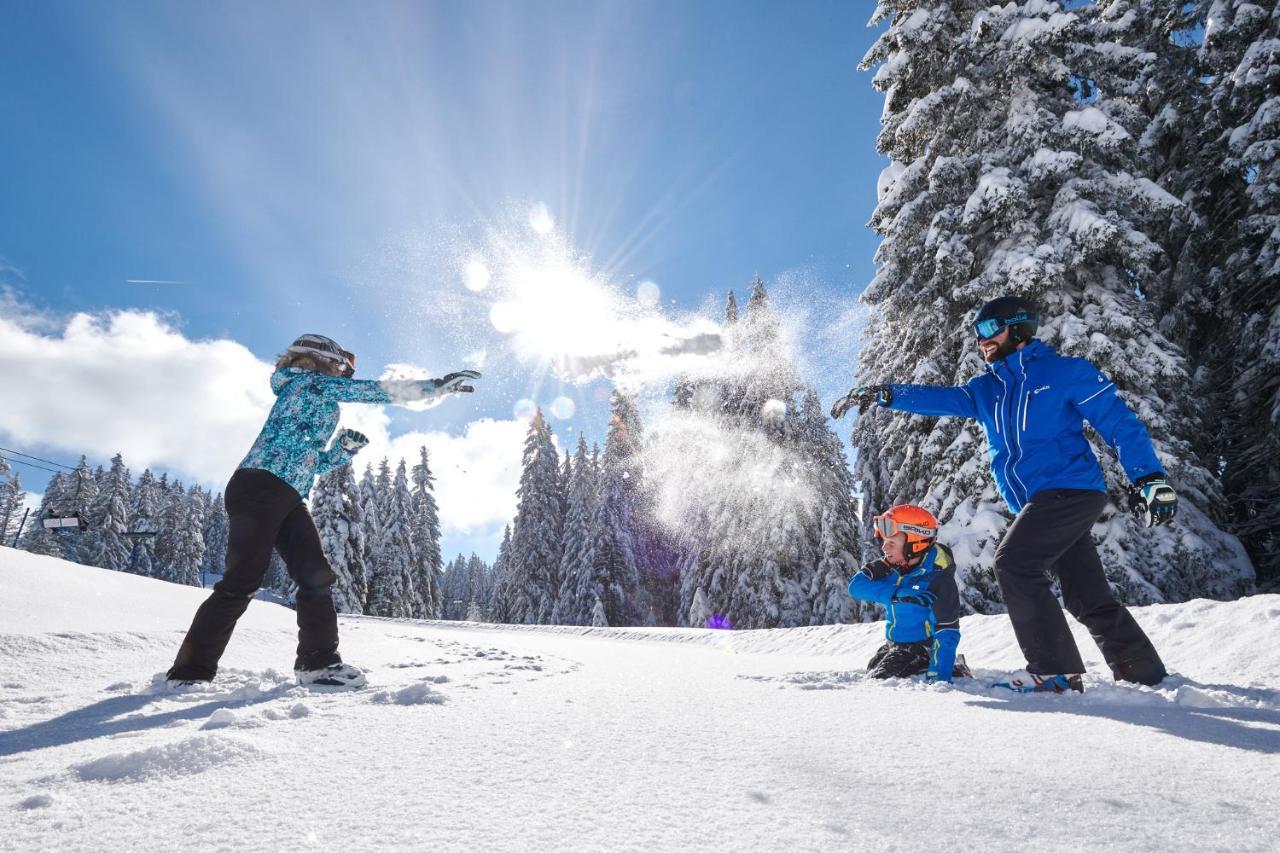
[20,473,66,558]
[200,492,229,583]
[495,410,563,623]
[465,553,489,618]
[166,486,206,587]
[127,469,162,577]
[489,524,515,621]
[590,597,608,627]
[687,585,712,628]
[440,554,468,619]
[553,433,601,624]
[0,461,22,546]
[590,392,649,626]
[1199,0,1280,585]
[409,446,444,619]
[77,453,131,573]
[58,457,97,561]
[151,478,186,582]
[855,0,1252,611]
[366,459,416,618]
[312,464,368,614]
[797,390,869,625]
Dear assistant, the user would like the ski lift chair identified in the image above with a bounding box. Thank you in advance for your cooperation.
[42,510,86,532]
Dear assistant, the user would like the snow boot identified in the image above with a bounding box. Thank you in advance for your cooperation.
[165,678,211,690]
[296,662,366,689]
[992,670,1083,694]
[1109,654,1167,686]
[951,654,973,679]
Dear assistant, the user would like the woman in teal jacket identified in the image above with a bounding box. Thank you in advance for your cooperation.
[167,334,479,688]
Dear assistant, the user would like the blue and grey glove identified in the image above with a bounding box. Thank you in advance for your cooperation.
[830,384,893,420]
[430,370,482,395]
[1128,473,1177,528]
[860,559,894,581]
[892,588,936,608]
[336,429,369,454]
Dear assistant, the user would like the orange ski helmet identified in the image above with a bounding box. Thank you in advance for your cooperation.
[871,504,938,561]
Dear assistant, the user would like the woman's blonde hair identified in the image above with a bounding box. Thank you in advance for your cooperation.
[275,351,327,372]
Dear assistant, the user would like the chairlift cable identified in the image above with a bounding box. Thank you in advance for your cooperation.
[0,446,76,471]
[0,455,65,476]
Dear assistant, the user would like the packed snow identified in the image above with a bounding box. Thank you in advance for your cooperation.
[2,547,1278,851]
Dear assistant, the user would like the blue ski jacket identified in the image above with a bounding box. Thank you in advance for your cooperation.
[848,545,961,682]
[884,340,1164,513]
[238,368,447,498]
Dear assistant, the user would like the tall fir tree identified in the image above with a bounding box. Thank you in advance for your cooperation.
[854,0,1252,611]
[409,446,444,619]
[78,453,131,572]
[493,411,563,623]
[553,434,603,625]
[312,464,368,614]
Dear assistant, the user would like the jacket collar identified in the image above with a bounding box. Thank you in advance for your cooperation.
[986,338,1052,377]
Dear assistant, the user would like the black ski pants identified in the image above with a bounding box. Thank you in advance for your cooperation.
[994,488,1165,684]
[866,641,931,679]
[168,468,340,681]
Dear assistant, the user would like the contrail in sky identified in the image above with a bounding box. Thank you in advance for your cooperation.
[125,279,190,285]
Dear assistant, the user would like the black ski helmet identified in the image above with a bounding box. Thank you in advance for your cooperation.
[974,296,1039,344]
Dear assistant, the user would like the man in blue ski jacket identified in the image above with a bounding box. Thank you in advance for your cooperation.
[833,296,1177,693]
[849,504,966,683]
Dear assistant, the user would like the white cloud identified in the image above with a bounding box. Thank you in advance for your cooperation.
[336,408,535,538]
[0,307,274,486]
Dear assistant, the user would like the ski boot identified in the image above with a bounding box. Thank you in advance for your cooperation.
[296,662,367,689]
[992,670,1083,694]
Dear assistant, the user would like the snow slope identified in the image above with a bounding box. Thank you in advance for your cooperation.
[1,546,1278,852]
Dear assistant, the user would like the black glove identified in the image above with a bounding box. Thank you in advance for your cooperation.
[1128,473,1177,528]
[893,588,937,608]
[830,384,893,420]
[860,559,894,581]
[336,428,369,453]
[432,370,482,394]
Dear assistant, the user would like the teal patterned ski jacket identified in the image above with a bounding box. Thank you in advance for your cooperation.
[238,368,443,498]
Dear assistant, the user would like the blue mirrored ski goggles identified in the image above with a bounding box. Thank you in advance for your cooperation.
[974,312,1037,340]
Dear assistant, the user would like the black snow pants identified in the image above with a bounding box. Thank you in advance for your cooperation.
[168,468,340,681]
[994,488,1166,684]
[866,641,931,680]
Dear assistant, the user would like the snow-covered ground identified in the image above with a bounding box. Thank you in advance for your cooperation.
[2,547,1278,852]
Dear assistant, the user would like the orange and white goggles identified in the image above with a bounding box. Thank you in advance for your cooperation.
[871,515,937,540]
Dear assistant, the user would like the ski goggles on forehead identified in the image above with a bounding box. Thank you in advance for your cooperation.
[974,312,1037,340]
[872,515,937,540]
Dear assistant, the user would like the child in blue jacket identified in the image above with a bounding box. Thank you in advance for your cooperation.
[167,334,480,688]
[849,504,965,683]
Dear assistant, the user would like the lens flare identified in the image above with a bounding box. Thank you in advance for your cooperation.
[550,396,576,420]
[513,398,538,420]
[464,257,491,292]
[636,280,661,308]
[529,203,555,236]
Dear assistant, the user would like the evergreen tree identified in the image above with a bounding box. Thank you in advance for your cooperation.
[1199,0,1280,584]
[0,461,23,546]
[687,585,712,628]
[553,434,601,624]
[313,464,368,614]
[441,554,470,619]
[590,597,609,627]
[854,0,1252,610]
[166,486,207,587]
[127,469,163,577]
[495,411,563,623]
[490,525,516,621]
[409,447,444,619]
[366,459,416,618]
[78,453,131,573]
[201,492,230,583]
[20,473,66,558]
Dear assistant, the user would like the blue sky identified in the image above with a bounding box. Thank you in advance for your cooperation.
[1,1,887,559]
